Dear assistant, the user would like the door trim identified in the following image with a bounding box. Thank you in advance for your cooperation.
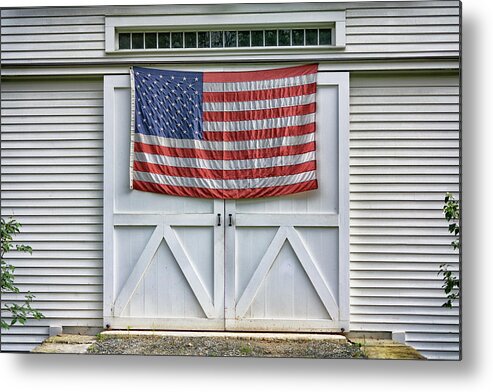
[333,72,350,329]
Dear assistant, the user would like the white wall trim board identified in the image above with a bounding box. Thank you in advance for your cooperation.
[0,60,460,77]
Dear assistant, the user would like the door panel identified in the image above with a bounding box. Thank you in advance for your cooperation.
[225,73,349,332]
[104,76,224,330]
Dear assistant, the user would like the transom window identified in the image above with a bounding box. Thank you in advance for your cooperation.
[118,28,333,50]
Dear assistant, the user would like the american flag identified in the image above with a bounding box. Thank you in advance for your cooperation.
[130,64,318,199]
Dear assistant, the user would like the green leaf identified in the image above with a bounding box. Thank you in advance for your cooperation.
[1,217,44,330]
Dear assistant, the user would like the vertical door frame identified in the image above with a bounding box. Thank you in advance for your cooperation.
[103,75,123,328]
[333,71,350,329]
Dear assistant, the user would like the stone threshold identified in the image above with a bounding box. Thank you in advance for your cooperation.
[31,331,425,360]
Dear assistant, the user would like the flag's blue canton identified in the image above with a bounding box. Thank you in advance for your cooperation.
[133,67,204,140]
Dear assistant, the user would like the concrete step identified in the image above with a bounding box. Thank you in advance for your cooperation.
[102,330,348,342]
[31,334,96,354]
[30,331,425,359]
[349,338,426,360]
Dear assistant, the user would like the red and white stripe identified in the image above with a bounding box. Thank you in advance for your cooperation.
[132,64,318,199]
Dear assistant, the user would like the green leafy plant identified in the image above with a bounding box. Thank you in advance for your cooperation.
[438,193,460,308]
[1,217,44,330]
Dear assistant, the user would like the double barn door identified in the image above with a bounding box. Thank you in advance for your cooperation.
[103,70,349,332]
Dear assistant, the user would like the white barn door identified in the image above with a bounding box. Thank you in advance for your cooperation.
[104,76,224,330]
[225,73,349,331]
[103,71,349,332]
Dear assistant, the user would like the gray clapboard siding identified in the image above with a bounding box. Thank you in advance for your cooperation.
[0,1,460,65]
[1,33,105,43]
[0,325,49,352]
[406,331,460,360]
[349,71,460,360]
[0,79,104,352]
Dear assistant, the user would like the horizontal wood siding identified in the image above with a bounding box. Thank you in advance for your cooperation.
[1,2,460,359]
[0,1,459,65]
[345,4,460,57]
[349,71,460,360]
[0,79,104,352]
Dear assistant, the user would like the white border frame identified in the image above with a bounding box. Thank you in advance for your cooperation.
[329,71,351,331]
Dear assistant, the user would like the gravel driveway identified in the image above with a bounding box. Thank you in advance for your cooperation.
[88,333,366,359]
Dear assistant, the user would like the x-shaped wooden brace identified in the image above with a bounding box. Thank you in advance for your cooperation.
[113,224,215,318]
[235,226,339,320]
